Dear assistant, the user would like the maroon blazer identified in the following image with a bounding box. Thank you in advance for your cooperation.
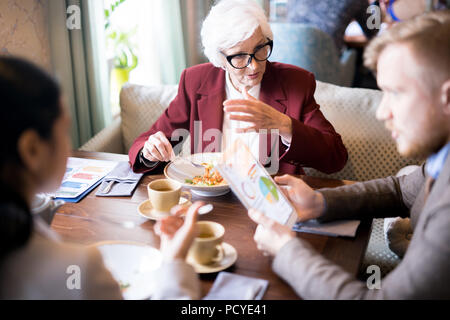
[129,62,348,175]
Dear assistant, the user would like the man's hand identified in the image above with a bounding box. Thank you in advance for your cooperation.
[155,201,204,261]
[142,131,175,162]
[274,175,326,222]
[248,209,296,256]
[223,87,293,143]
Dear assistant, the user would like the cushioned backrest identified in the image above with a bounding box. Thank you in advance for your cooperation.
[304,81,421,181]
[270,23,343,85]
[120,82,421,181]
[120,83,191,156]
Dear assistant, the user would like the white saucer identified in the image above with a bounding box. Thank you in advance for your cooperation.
[137,197,191,221]
[186,242,237,274]
[90,240,162,300]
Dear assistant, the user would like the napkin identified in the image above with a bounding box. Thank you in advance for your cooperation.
[293,219,361,237]
[95,161,143,197]
[203,272,268,300]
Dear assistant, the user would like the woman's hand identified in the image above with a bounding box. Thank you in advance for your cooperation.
[274,175,326,222]
[248,209,296,256]
[155,201,204,261]
[223,88,293,143]
[142,131,175,162]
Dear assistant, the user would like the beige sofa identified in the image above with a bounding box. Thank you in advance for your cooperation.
[81,81,421,181]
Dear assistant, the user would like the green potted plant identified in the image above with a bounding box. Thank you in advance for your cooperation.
[104,0,138,104]
[107,27,138,89]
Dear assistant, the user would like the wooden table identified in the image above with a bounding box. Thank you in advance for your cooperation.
[51,151,372,300]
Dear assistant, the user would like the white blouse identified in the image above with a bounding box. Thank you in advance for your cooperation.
[222,72,262,160]
[221,72,290,162]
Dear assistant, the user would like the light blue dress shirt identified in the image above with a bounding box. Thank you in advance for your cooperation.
[425,142,450,179]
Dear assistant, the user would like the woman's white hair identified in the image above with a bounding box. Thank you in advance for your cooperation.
[201,0,273,69]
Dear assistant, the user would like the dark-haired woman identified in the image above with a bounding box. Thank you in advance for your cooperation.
[0,56,201,299]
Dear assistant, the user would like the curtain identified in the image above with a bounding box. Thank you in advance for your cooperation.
[180,0,213,68]
[154,0,187,84]
[48,0,111,148]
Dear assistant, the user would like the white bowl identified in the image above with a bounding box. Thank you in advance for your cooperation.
[164,152,230,197]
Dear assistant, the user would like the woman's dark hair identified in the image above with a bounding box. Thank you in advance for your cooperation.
[0,56,62,258]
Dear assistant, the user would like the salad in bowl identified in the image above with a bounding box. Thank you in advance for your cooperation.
[164,153,230,197]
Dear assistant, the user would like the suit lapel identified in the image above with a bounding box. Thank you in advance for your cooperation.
[259,61,287,113]
[196,67,226,152]
[417,153,450,225]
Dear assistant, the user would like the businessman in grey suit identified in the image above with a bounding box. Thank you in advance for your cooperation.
[248,10,450,299]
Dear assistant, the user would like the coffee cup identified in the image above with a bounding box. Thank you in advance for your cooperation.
[188,221,225,265]
[147,179,191,215]
[31,193,65,225]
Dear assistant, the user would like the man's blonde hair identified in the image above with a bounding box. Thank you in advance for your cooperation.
[364,10,450,89]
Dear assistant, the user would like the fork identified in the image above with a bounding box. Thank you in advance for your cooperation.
[170,155,204,169]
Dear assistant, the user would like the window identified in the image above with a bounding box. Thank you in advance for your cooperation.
[269,0,288,22]
[104,0,162,115]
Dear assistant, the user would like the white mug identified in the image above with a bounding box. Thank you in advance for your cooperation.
[187,221,225,265]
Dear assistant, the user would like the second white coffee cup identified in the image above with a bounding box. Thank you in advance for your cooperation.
[188,221,225,265]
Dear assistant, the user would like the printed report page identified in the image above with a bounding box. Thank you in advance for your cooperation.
[216,139,295,225]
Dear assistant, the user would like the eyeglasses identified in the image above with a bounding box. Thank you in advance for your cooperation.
[222,39,273,69]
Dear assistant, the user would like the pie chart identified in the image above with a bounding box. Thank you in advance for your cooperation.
[259,177,279,204]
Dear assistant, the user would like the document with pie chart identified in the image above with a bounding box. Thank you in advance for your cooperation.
[216,139,297,227]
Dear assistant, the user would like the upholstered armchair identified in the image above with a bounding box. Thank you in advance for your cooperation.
[270,23,357,87]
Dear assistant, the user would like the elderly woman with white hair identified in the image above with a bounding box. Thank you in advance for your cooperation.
[129,0,348,176]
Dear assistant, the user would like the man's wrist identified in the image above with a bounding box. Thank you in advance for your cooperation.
[275,233,296,254]
[274,236,300,260]
[315,192,326,217]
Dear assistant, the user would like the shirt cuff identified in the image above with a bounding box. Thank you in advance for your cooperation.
[318,190,328,213]
[151,259,201,300]
[139,149,159,168]
[281,136,291,148]
[273,237,315,278]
